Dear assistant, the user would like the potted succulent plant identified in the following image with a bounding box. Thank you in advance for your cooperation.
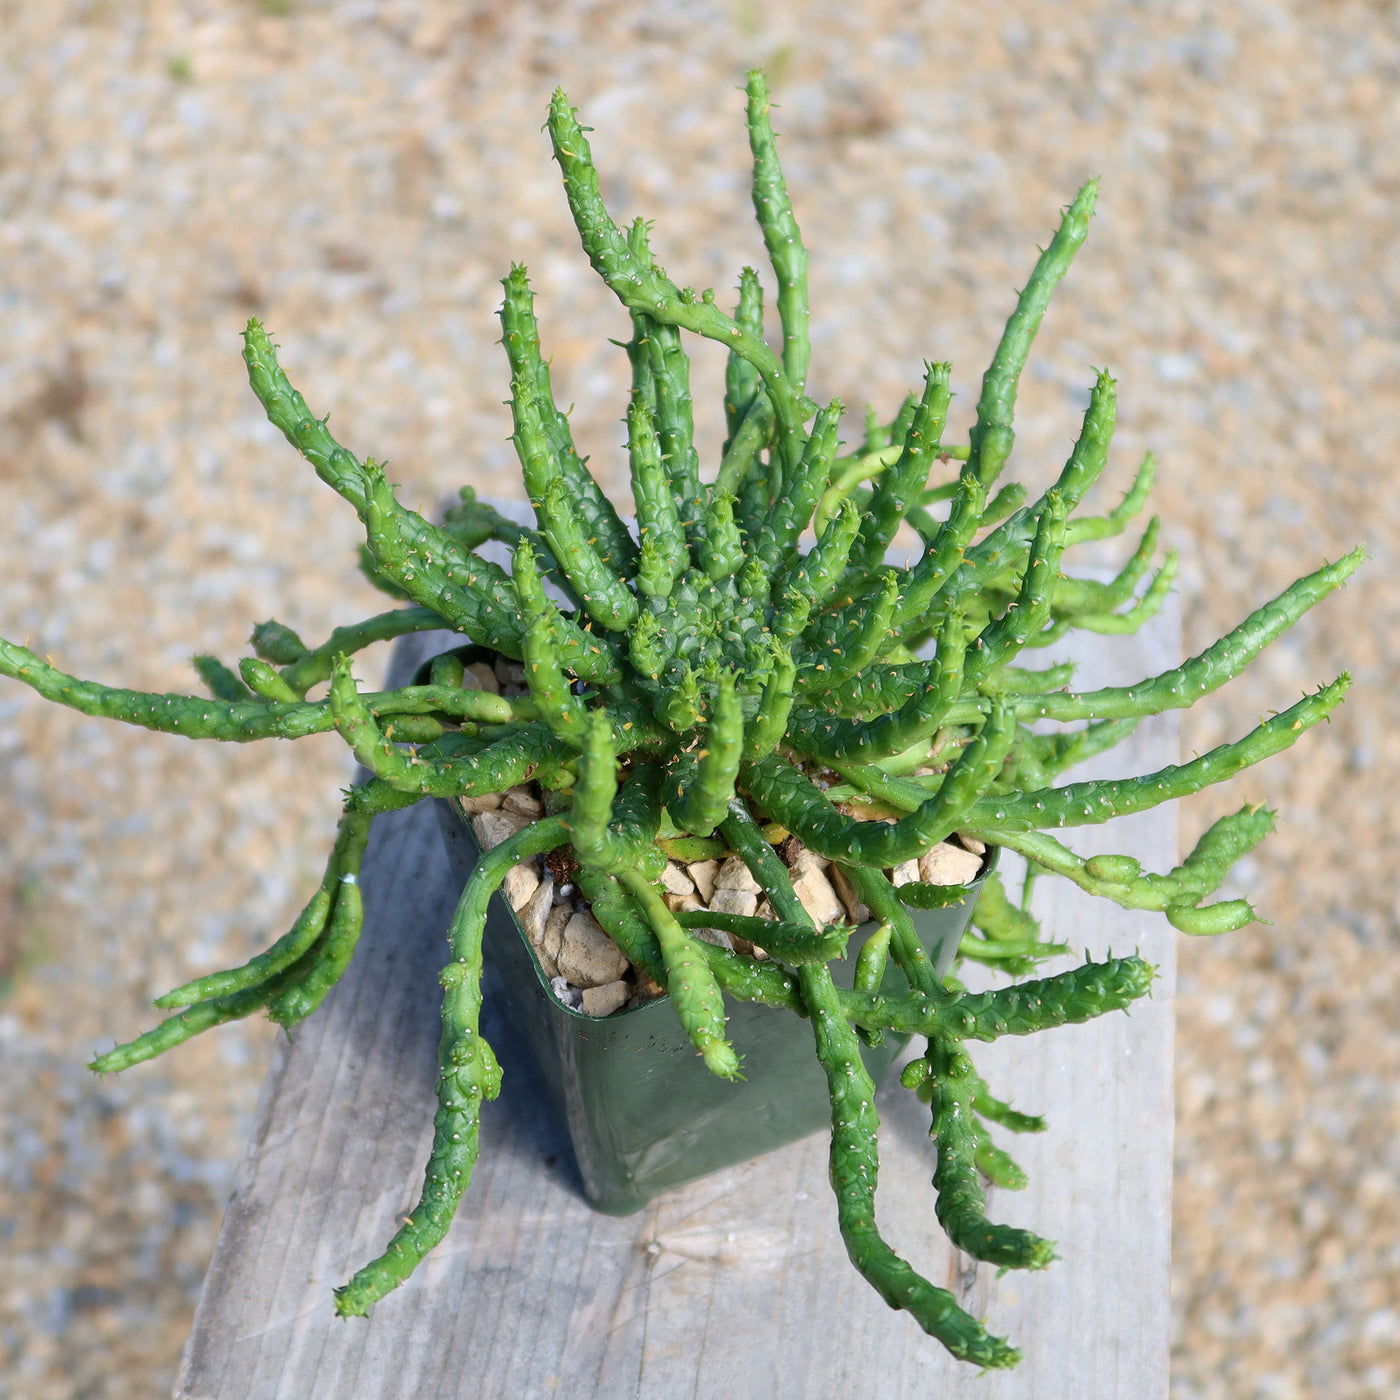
[0,73,1359,1371]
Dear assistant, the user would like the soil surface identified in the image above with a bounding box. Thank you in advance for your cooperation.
[1,4,1397,1397]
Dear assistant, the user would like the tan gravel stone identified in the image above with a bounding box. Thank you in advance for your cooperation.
[666,892,705,914]
[537,905,571,980]
[829,864,870,926]
[659,862,695,898]
[791,867,846,927]
[464,661,501,694]
[687,859,720,902]
[555,910,629,987]
[956,832,986,855]
[472,809,530,851]
[709,886,759,919]
[919,843,983,886]
[518,874,554,947]
[581,980,630,1018]
[501,859,540,912]
[458,792,502,816]
[715,856,761,894]
[890,859,921,887]
[501,786,543,818]
[789,845,830,876]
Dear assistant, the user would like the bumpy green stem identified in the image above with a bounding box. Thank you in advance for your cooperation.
[804,958,1020,1368]
[620,870,741,1080]
[926,1036,1057,1270]
[966,678,1348,832]
[546,89,809,475]
[500,264,637,574]
[744,702,1015,866]
[664,674,743,836]
[568,712,665,875]
[854,361,951,570]
[966,180,1097,489]
[334,817,568,1316]
[745,70,810,396]
[716,800,1019,1365]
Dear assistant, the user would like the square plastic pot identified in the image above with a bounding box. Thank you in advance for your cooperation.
[434,794,994,1215]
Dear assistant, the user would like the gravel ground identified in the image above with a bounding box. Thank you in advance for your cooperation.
[1,3,1396,1396]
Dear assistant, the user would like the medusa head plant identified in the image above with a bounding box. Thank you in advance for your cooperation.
[0,74,1359,1369]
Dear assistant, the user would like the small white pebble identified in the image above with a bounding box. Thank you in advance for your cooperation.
[549,976,583,1010]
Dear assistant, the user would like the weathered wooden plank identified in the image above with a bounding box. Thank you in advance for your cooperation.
[176,576,1178,1400]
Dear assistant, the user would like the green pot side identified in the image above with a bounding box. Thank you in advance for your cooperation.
[434,793,994,1216]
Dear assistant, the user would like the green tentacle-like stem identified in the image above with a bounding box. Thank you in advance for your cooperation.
[966,180,1097,490]
[947,546,1363,726]
[90,781,420,1073]
[837,954,1154,1043]
[334,816,569,1317]
[568,713,665,875]
[664,673,743,836]
[718,800,1020,1366]
[854,361,951,571]
[0,638,523,745]
[620,870,741,1080]
[744,701,1015,867]
[788,606,964,761]
[965,677,1348,833]
[925,1036,1057,1270]
[546,88,811,477]
[806,960,1021,1368]
[675,908,851,964]
[982,803,1275,922]
[500,264,637,575]
[745,69,810,396]
[271,607,447,694]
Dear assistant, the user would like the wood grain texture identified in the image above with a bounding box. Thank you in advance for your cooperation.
[175,594,1179,1400]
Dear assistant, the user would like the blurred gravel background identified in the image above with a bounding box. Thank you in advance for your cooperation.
[0,2,1396,1396]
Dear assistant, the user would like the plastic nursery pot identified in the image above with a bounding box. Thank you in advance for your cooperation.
[430,766,993,1218]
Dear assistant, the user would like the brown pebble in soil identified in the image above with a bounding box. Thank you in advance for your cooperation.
[458,792,503,816]
[791,866,846,928]
[518,875,554,946]
[501,786,544,819]
[536,905,570,980]
[501,859,540,913]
